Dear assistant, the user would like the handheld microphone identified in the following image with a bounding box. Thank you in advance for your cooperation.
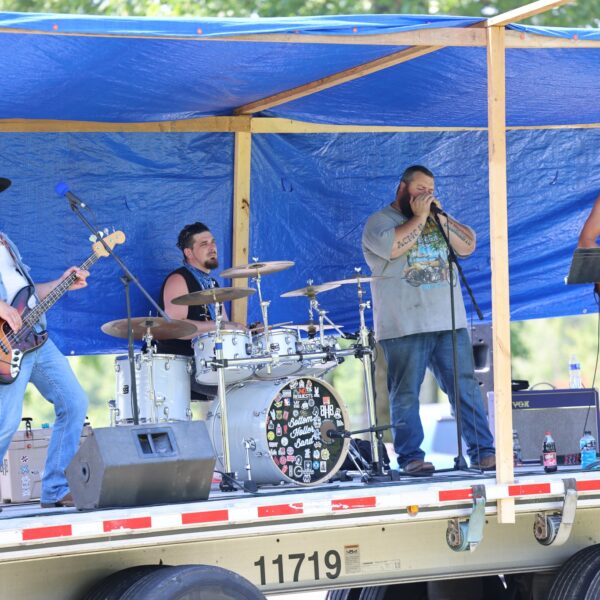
[55,182,86,209]
[430,202,446,216]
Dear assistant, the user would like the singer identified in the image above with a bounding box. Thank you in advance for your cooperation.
[362,165,495,475]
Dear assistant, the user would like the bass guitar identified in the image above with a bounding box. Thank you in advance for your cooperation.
[0,231,125,384]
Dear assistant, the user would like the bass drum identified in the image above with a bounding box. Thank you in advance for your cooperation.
[207,377,350,486]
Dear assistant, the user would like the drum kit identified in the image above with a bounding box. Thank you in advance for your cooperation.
[102,260,389,490]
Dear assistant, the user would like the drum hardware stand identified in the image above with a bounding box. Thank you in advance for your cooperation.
[351,269,401,482]
[430,212,484,473]
[250,258,273,376]
[242,438,259,492]
[59,185,170,427]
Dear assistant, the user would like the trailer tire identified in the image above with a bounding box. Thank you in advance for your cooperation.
[82,565,169,600]
[583,569,600,599]
[548,544,600,600]
[118,564,266,599]
[325,589,361,600]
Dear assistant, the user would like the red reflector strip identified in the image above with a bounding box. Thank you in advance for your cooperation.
[332,496,376,511]
[509,483,551,497]
[258,503,304,518]
[182,509,229,525]
[439,489,472,502]
[22,524,72,541]
[103,517,152,532]
[577,479,600,492]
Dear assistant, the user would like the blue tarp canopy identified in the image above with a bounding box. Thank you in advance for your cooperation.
[0,12,598,354]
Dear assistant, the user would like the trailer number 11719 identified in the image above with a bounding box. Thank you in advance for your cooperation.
[254,550,342,585]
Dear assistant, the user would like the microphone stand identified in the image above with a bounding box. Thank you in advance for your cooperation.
[430,209,483,472]
[61,189,170,426]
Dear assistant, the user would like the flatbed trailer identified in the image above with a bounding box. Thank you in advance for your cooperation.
[2,466,600,599]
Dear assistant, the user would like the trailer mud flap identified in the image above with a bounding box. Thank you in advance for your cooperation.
[533,478,578,546]
[445,484,486,552]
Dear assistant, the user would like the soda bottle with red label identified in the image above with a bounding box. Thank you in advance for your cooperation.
[543,431,557,473]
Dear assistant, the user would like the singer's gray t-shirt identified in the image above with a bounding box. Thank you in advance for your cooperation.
[362,204,468,341]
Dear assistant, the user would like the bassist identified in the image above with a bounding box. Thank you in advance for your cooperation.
[0,178,89,508]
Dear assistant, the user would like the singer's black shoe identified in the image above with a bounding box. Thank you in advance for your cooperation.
[470,455,496,471]
[41,492,75,508]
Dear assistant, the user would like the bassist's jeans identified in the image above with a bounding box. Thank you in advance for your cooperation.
[0,338,88,504]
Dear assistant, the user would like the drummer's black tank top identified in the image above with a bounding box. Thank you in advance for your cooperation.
[155,266,217,356]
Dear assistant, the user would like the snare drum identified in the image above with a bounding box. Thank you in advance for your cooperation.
[206,376,349,486]
[114,353,193,424]
[193,330,254,385]
[254,327,301,379]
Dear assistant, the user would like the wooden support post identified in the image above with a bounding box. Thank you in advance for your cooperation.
[487,25,515,524]
[231,131,252,324]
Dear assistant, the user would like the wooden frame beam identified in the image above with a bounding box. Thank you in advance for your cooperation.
[1,25,598,49]
[230,131,252,324]
[487,25,514,523]
[487,0,574,27]
[234,45,441,115]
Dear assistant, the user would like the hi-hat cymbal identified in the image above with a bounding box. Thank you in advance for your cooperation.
[220,260,295,279]
[101,317,197,340]
[281,282,340,298]
[322,275,388,286]
[294,323,344,332]
[172,287,256,305]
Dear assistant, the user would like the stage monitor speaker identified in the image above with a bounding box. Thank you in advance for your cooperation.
[488,388,600,463]
[66,421,216,510]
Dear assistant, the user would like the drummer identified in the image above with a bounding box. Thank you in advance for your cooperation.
[156,222,245,399]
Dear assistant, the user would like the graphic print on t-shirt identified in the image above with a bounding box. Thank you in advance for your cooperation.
[403,225,451,288]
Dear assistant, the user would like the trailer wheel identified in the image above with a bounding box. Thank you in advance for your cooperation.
[583,569,600,599]
[325,589,361,600]
[118,564,266,599]
[82,565,169,600]
[548,544,600,600]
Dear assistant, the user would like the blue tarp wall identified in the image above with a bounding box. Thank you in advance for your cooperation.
[0,13,599,354]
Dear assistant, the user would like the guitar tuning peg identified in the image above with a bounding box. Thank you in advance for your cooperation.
[103,228,109,236]
[88,234,98,243]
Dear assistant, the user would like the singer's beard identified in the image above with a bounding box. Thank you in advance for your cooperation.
[398,190,414,219]
[204,257,219,270]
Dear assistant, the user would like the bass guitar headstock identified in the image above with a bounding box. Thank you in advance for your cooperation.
[92,231,126,257]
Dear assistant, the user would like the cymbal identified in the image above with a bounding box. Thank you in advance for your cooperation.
[101,317,197,340]
[322,275,388,286]
[172,287,256,305]
[294,323,344,332]
[220,260,295,279]
[281,282,340,298]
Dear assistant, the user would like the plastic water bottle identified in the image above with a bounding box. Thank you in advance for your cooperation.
[569,354,582,389]
[513,429,523,466]
[580,430,597,469]
[543,432,557,473]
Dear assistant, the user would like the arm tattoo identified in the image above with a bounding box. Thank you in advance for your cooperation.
[396,222,424,249]
[447,220,473,247]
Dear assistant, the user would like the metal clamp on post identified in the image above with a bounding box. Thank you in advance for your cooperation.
[446,485,487,552]
[533,478,577,546]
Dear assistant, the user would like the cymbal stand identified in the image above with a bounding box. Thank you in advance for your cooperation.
[142,326,159,424]
[252,264,273,376]
[214,300,235,491]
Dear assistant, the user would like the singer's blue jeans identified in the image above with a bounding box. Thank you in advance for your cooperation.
[380,329,495,469]
[0,338,88,504]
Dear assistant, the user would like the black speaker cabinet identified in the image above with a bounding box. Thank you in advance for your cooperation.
[66,421,216,510]
[489,388,600,463]
[470,323,494,407]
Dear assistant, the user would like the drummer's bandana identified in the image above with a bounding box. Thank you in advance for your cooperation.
[184,263,217,320]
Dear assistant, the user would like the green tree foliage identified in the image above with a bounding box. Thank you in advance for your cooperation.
[0,0,597,27]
